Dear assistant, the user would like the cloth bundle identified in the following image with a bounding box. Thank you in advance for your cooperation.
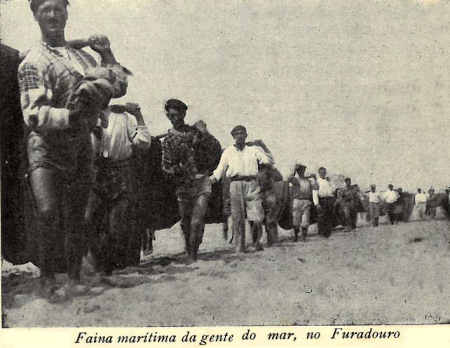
[66,66,128,129]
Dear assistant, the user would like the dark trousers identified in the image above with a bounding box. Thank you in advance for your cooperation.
[342,204,357,230]
[85,160,138,274]
[30,167,90,281]
[386,203,396,224]
[318,197,335,237]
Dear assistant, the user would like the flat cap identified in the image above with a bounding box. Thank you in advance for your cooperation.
[231,125,247,135]
[165,99,188,112]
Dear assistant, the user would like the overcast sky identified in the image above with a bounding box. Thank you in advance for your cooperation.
[1,0,448,191]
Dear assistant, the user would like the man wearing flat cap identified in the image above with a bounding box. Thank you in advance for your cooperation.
[288,163,314,242]
[210,125,274,253]
[161,99,222,262]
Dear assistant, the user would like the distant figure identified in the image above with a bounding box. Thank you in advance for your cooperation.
[426,187,436,218]
[383,184,399,225]
[339,177,359,232]
[288,163,313,242]
[367,184,382,227]
[414,188,427,220]
[313,167,336,238]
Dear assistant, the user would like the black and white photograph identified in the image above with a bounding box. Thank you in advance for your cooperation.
[1,0,449,330]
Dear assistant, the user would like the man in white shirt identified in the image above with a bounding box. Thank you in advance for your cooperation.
[383,184,399,224]
[210,125,273,253]
[312,167,336,237]
[85,102,151,275]
[415,188,427,220]
[367,184,382,227]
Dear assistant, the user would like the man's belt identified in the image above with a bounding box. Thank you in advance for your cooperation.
[295,195,313,201]
[96,157,133,169]
[230,175,257,182]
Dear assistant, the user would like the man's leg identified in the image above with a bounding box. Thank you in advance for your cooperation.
[419,204,425,220]
[351,207,358,229]
[65,174,91,283]
[321,198,334,237]
[300,201,311,242]
[387,204,395,224]
[126,198,141,267]
[369,203,375,226]
[83,189,105,273]
[317,202,326,236]
[372,204,379,227]
[189,193,210,261]
[318,198,333,237]
[230,182,246,253]
[263,190,279,247]
[177,190,192,256]
[29,167,61,296]
[246,182,265,250]
[250,221,264,251]
[292,199,301,242]
[342,205,352,231]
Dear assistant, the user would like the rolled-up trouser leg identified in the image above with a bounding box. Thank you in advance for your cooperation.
[29,167,60,280]
[65,176,91,281]
[178,197,192,255]
[190,193,209,260]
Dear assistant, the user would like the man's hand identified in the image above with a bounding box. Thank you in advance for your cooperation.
[124,102,141,115]
[209,175,217,184]
[88,34,111,54]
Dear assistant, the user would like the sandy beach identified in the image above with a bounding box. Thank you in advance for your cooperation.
[2,214,449,327]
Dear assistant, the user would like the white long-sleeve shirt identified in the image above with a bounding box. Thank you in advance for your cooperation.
[415,193,427,204]
[368,191,382,203]
[98,109,151,161]
[383,190,399,204]
[312,176,335,206]
[212,144,273,181]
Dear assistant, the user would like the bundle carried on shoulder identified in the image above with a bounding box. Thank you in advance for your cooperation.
[66,66,128,128]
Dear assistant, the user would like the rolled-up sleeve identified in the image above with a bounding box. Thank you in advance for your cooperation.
[254,146,274,165]
[127,114,150,150]
[212,148,229,181]
[18,62,70,131]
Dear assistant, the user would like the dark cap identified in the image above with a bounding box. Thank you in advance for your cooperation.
[165,99,188,113]
[294,163,307,171]
[231,125,247,136]
[30,0,69,13]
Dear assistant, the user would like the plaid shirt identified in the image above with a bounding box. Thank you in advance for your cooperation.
[161,125,221,186]
[18,41,127,132]
[18,41,128,173]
